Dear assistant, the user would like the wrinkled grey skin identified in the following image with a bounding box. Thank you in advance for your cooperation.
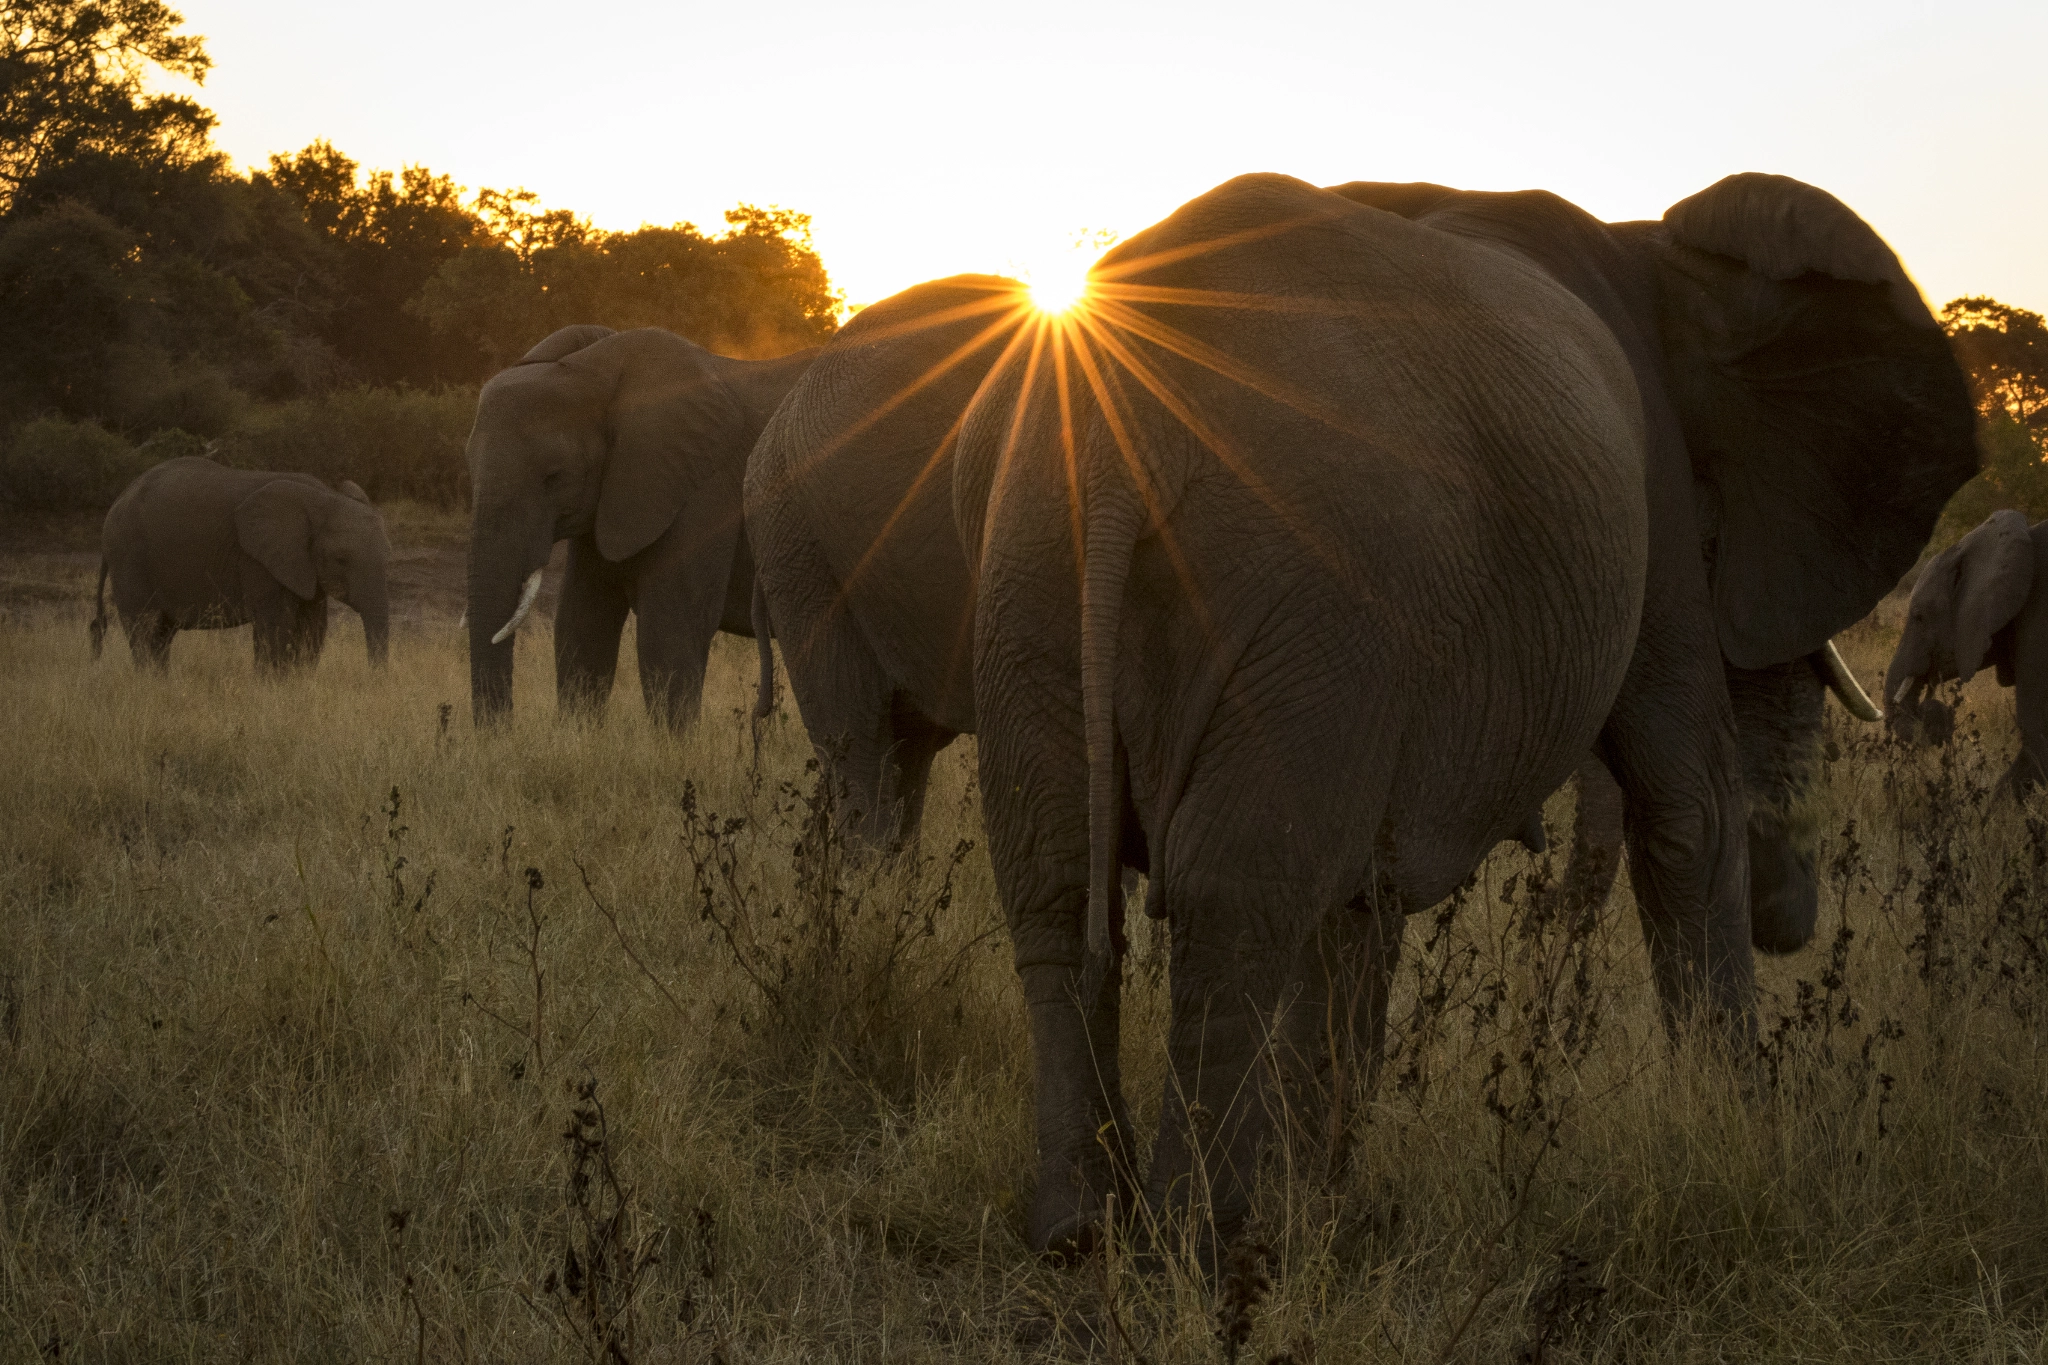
[956,173,1975,1254]
[466,326,818,730]
[1885,509,2048,793]
[745,276,1032,846]
[749,275,1640,876]
[94,455,392,672]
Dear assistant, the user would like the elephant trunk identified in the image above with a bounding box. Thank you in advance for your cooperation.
[468,506,552,728]
[358,586,391,668]
[1727,660,1827,954]
[345,555,391,667]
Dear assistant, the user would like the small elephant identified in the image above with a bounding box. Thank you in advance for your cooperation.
[1884,508,2048,791]
[93,455,392,672]
[465,325,819,730]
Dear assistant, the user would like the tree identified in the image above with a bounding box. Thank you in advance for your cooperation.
[1942,296,2048,432]
[261,140,493,385]
[409,203,841,371]
[0,0,214,209]
[1934,296,2048,543]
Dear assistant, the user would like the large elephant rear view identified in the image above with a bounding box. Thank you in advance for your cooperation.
[466,326,818,729]
[958,172,1974,1255]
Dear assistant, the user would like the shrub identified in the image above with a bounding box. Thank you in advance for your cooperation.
[0,415,144,514]
[220,384,477,508]
[1932,415,2048,549]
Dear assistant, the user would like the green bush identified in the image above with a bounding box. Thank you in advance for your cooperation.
[0,416,145,514]
[220,384,477,508]
[1932,415,2048,549]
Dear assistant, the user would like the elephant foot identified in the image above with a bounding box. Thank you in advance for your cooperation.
[1028,1144,1135,1261]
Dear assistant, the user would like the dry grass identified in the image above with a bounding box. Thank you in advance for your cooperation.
[4,598,2048,1362]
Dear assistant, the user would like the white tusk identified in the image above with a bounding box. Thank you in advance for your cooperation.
[1816,639,1882,721]
[491,570,543,645]
[456,609,467,631]
[1893,677,1915,706]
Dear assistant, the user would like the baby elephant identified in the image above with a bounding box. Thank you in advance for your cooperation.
[1884,508,2048,791]
[93,456,393,673]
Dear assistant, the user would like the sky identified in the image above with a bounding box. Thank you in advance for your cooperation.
[173,0,2045,314]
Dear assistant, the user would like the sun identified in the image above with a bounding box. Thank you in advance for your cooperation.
[1023,230,1117,315]
[1028,260,1091,315]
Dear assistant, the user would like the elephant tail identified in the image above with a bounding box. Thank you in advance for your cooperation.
[89,558,109,660]
[750,576,776,722]
[1082,490,1139,960]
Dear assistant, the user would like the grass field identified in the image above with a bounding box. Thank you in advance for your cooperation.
[4,549,2048,1362]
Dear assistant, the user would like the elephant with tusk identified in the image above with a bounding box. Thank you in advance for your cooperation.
[464,324,820,730]
[94,456,392,674]
[957,171,1975,1255]
[1883,508,2048,792]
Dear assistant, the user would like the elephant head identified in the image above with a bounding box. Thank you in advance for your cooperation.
[1641,174,1976,950]
[233,476,393,664]
[1330,172,1977,956]
[464,325,752,725]
[1884,509,2035,743]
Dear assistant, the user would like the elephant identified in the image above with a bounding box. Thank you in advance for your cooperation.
[92,455,392,672]
[745,273,1643,876]
[1884,508,2048,791]
[744,275,1037,846]
[746,275,1646,876]
[953,171,1972,1253]
[465,325,819,730]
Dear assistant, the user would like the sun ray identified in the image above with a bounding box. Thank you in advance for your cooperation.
[1095,280,1389,319]
[1072,302,1354,585]
[1089,295,1376,441]
[829,313,1043,605]
[1086,211,1337,287]
[761,296,1037,499]
[979,317,1056,577]
[1056,312,1218,646]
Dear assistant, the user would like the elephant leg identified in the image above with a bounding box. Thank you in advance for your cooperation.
[1602,645,1753,1039]
[1015,887,1136,1258]
[1144,882,1295,1250]
[633,607,710,732]
[1727,661,1827,954]
[1273,894,1404,1181]
[884,694,957,850]
[127,611,175,672]
[289,594,329,670]
[759,521,905,846]
[556,536,630,720]
[253,606,295,674]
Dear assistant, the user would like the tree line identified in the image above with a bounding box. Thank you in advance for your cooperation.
[2,1,2042,538]
[0,0,839,510]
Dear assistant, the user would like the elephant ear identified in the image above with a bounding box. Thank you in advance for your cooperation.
[1652,173,1979,669]
[518,324,616,366]
[585,329,749,563]
[1665,174,1936,328]
[337,479,371,505]
[1891,511,2034,695]
[234,481,319,600]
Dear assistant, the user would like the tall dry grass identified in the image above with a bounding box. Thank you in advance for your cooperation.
[2,607,2047,1362]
